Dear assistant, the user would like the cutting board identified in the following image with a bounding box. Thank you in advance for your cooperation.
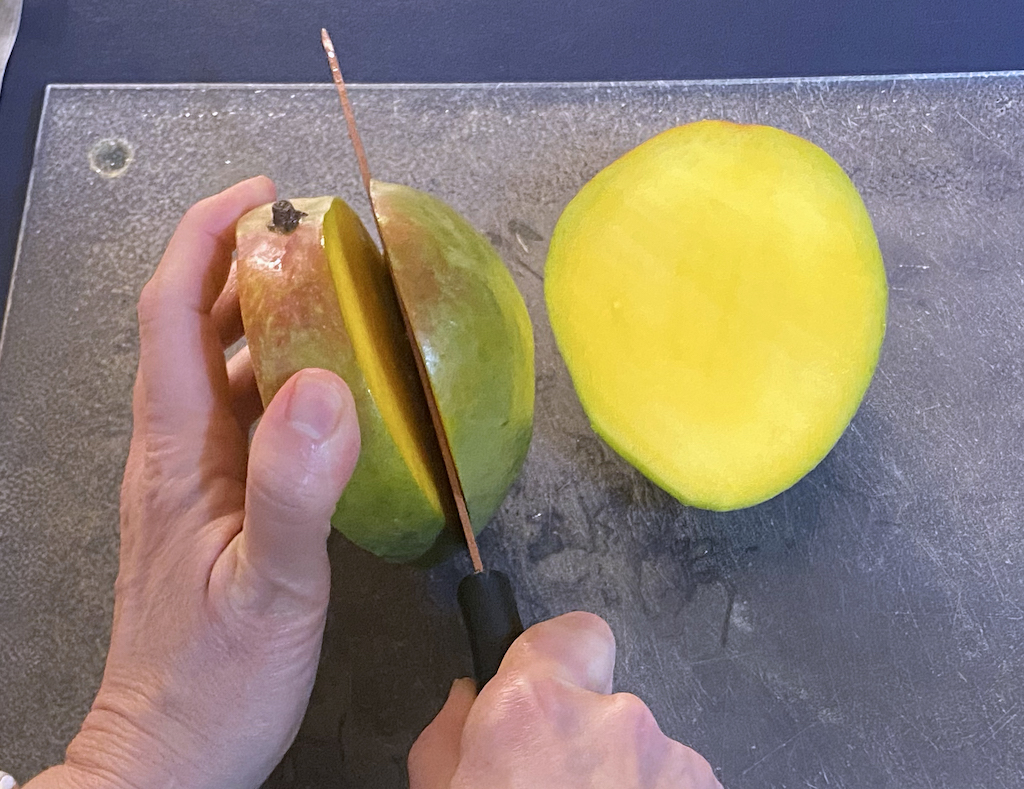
[2,76,1024,788]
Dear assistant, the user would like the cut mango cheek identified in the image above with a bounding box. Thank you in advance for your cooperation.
[546,121,887,510]
[322,201,447,515]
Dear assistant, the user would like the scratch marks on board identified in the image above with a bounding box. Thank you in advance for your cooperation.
[741,720,822,776]
[487,219,547,281]
[976,702,1021,748]
[955,111,1014,158]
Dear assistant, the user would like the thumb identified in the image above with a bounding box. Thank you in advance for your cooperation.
[235,368,360,608]
[408,678,477,789]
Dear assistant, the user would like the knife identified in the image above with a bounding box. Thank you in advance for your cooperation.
[321,29,524,690]
[0,0,22,99]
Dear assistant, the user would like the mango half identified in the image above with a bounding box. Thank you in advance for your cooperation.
[237,183,534,562]
[545,121,887,510]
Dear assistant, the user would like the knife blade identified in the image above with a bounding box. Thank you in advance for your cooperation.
[0,0,22,99]
[321,29,524,690]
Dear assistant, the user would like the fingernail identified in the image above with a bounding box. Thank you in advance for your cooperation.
[288,372,345,440]
[0,772,19,789]
[452,677,476,694]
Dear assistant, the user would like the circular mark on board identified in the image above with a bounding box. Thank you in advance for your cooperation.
[89,139,134,177]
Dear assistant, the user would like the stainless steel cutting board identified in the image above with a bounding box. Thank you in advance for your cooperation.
[2,76,1024,788]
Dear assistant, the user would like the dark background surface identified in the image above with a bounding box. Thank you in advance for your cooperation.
[1,0,1024,310]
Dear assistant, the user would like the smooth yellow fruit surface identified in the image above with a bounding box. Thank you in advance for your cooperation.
[322,197,445,515]
[545,121,887,510]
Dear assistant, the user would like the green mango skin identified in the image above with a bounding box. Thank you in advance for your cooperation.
[371,180,535,533]
[237,187,535,562]
[236,197,447,562]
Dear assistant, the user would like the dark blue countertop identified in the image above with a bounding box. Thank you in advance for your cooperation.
[2,0,1024,306]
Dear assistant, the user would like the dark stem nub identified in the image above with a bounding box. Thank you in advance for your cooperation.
[268,200,308,234]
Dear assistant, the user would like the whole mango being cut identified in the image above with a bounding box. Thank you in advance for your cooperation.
[545,120,887,511]
[237,184,534,562]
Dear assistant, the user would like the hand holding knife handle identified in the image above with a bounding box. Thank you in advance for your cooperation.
[458,569,524,690]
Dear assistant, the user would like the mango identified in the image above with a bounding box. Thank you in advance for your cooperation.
[545,120,887,510]
[237,184,534,562]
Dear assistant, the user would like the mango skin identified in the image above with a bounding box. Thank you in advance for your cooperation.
[237,197,447,561]
[372,181,535,532]
[237,187,534,562]
[545,121,887,511]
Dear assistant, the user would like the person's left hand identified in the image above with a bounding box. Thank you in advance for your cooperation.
[26,177,361,789]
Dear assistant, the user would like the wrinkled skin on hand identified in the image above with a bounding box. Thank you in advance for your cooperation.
[409,612,722,789]
[25,177,361,789]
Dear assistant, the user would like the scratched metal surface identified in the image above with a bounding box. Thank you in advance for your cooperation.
[2,76,1024,787]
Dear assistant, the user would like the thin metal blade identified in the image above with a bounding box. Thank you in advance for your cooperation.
[0,0,23,99]
[321,29,483,573]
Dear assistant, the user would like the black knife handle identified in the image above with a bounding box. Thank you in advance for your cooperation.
[458,570,524,690]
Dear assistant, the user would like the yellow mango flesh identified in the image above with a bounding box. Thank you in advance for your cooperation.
[322,204,444,515]
[545,121,887,510]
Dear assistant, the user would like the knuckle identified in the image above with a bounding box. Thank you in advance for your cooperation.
[136,277,163,324]
[608,692,659,733]
[490,667,537,708]
[247,447,335,528]
[566,610,615,643]
[667,740,722,787]
[136,273,184,331]
[248,464,317,519]
[247,425,339,519]
[406,729,432,776]
[507,612,616,692]
[473,668,546,732]
[181,198,214,228]
[502,628,540,663]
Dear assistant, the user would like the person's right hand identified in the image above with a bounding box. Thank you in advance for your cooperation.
[408,612,722,789]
